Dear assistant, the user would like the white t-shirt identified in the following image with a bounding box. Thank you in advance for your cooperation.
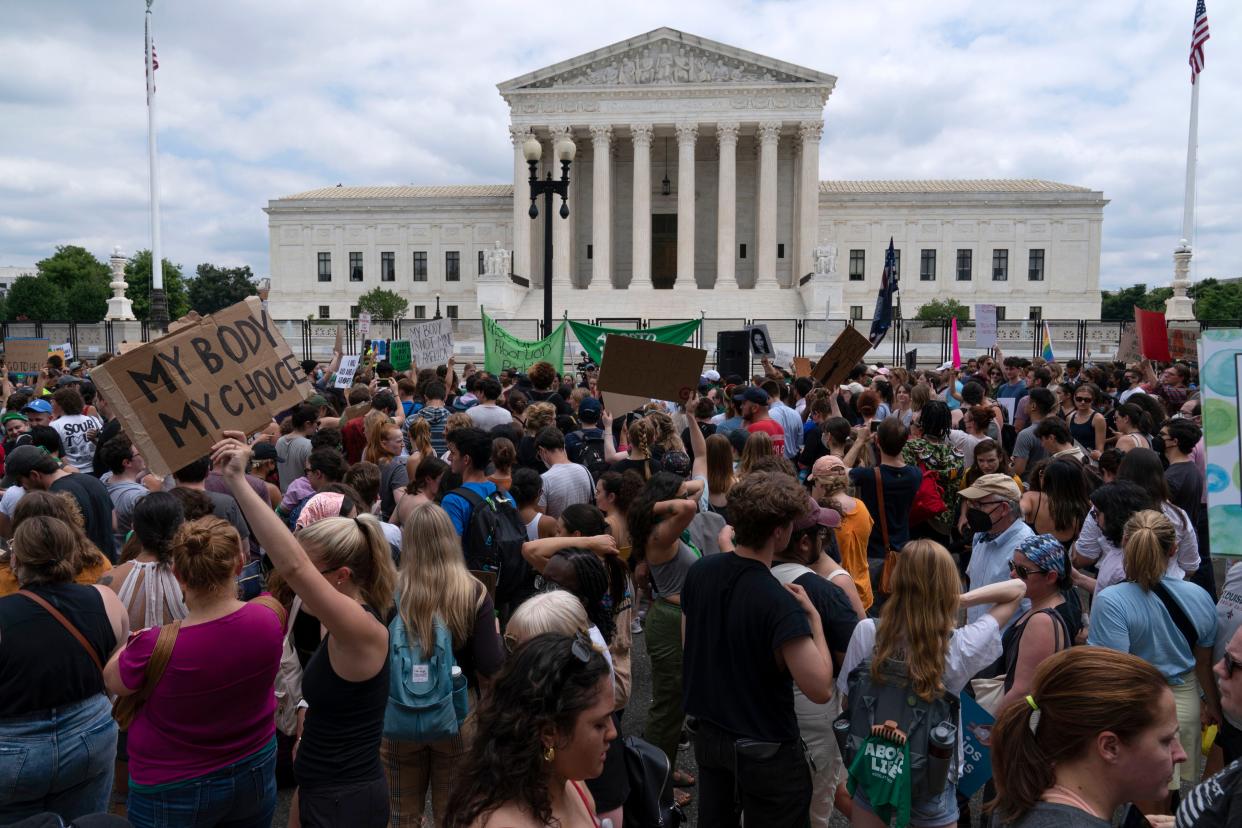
[0,486,25,518]
[1076,501,1200,596]
[52,413,102,471]
[538,462,595,519]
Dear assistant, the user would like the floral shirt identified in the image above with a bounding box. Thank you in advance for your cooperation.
[901,437,965,524]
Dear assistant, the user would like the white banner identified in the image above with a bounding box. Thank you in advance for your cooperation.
[335,355,360,389]
[409,318,454,367]
[975,304,997,350]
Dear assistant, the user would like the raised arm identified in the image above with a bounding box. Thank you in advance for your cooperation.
[521,534,617,573]
[687,398,709,481]
[600,410,629,463]
[645,498,698,566]
[960,578,1027,628]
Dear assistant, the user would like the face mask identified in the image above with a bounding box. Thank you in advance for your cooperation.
[965,507,994,534]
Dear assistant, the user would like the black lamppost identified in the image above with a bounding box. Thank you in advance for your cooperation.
[523,133,575,336]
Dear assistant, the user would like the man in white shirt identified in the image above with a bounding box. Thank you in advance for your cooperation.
[959,474,1033,625]
[466,377,513,431]
[535,426,594,519]
[50,386,102,472]
[276,403,318,492]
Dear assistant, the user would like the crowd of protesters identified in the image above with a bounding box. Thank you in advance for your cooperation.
[0,340,1237,828]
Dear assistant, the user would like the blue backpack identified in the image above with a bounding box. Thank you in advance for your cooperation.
[383,612,468,742]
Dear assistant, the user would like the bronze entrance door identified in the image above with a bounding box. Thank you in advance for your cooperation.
[651,213,677,289]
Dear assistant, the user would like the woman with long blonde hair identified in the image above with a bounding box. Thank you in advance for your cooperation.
[404,417,435,481]
[838,540,1026,827]
[737,430,774,476]
[383,502,504,827]
[704,433,737,519]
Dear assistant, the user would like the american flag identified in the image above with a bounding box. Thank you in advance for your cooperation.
[1190,0,1210,83]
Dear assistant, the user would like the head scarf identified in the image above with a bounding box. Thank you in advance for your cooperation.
[296,492,348,530]
[1017,533,1066,576]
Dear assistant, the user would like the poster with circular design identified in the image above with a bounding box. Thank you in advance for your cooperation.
[1201,329,1242,557]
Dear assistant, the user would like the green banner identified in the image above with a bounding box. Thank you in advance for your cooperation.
[567,318,701,365]
[389,340,411,371]
[482,310,566,375]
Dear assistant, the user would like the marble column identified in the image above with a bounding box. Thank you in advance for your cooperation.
[590,125,613,287]
[715,122,739,288]
[796,120,823,282]
[675,122,698,287]
[630,124,654,289]
[551,127,575,288]
[509,126,532,279]
[756,121,782,286]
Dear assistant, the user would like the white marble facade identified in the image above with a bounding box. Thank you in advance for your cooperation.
[266,28,1107,323]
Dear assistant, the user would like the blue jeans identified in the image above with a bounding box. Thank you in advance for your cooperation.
[127,739,277,828]
[0,693,117,823]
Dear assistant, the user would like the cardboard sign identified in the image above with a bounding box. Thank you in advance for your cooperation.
[975,304,997,349]
[4,338,50,375]
[792,357,813,378]
[409,318,454,367]
[335,355,360,389]
[89,297,311,478]
[1169,326,1200,362]
[1135,307,1172,363]
[117,340,145,355]
[746,324,775,358]
[1116,324,1140,362]
[389,339,412,372]
[597,335,706,415]
[812,326,872,388]
[358,312,371,339]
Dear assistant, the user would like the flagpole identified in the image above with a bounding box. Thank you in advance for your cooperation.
[1168,10,1204,322]
[145,0,168,333]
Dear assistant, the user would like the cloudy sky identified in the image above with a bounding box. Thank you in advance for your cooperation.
[0,0,1236,291]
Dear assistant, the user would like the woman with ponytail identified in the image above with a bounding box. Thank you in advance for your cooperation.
[100,491,189,630]
[989,647,1184,827]
[1112,403,1153,453]
[212,432,397,827]
[1087,509,1219,812]
[604,413,661,480]
[104,517,285,826]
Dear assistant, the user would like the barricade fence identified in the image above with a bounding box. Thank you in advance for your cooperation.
[2,316,1231,373]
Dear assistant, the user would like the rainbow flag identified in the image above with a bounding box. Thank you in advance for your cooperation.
[1040,321,1055,361]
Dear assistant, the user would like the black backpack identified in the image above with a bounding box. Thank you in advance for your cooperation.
[571,429,610,481]
[449,487,534,612]
[623,735,685,828]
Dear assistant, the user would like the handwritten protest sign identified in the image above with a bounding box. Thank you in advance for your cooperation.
[335,356,360,389]
[1116,324,1140,362]
[389,340,412,372]
[812,326,872,387]
[597,335,706,415]
[358,312,371,339]
[792,357,813,378]
[90,297,311,478]
[409,318,454,367]
[4,339,50,376]
[1169,325,1200,362]
[975,304,997,349]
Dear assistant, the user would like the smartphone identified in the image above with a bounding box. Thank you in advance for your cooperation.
[869,421,880,433]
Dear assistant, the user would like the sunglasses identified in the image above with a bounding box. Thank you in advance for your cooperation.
[1074,397,1093,403]
[1008,560,1045,579]
[1224,652,1241,679]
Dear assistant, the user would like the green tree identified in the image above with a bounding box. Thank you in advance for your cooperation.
[358,287,409,320]
[187,263,256,315]
[0,291,7,322]
[914,298,971,322]
[124,250,190,321]
[1190,279,1242,321]
[4,274,68,320]
[1099,283,1171,321]
[35,245,110,321]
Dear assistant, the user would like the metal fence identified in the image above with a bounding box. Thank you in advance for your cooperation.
[3,316,1232,371]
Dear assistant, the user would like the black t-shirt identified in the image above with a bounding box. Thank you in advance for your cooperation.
[51,472,117,562]
[682,553,811,741]
[1165,461,1203,526]
[680,423,716,463]
[1177,757,1242,828]
[799,424,828,469]
[791,570,858,659]
[528,388,571,417]
[849,464,922,559]
[610,457,661,480]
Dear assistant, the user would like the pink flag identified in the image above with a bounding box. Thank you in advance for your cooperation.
[951,317,962,369]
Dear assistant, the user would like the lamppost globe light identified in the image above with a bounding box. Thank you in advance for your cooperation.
[522,136,542,162]
[554,136,576,163]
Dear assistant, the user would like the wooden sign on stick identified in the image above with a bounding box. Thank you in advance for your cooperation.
[811,326,872,388]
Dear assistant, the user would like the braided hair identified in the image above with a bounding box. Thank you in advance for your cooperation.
[547,548,616,643]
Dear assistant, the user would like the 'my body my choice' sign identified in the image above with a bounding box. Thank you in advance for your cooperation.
[91,297,312,477]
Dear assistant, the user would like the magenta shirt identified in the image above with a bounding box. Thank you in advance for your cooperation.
[120,602,284,785]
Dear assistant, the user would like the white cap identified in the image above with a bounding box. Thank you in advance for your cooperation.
[703,370,721,382]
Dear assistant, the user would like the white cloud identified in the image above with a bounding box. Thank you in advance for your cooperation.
[0,0,1236,292]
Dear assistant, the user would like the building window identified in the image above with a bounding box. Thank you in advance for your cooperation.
[445,252,460,281]
[318,305,330,319]
[850,305,864,320]
[1028,249,1045,281]
[380,252,395,282]
[739,244,747,259]
[1028,306,1042,320]
[777,243,785,259]
[349,252,363,282]
[317,252,331,282]
[849,249,865,281]
[956,249,972,281]
[587,244,593,260]
[414,305,426,319]
[920,249,936,281]
[445,305,459,319]
[995,306,1007,321]
[412,251,427,281]
[992,249,1008,281]
[478,251,485,276]
[349,305,360,319]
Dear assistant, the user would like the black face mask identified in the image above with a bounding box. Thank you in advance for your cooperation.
[965,507,994,534]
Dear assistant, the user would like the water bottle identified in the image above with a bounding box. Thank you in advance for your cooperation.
[451,665,469,723]
[926,721,956,792]
[832,715,853,759]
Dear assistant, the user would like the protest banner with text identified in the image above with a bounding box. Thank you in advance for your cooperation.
[482,310,565,374]
[90,297,312,478]
[597,335,706,415]
[3,339,50,376]
[409,318,454,367]
[566,318,700,366]
[389,340,412,372]
[975,304,997,349]
[335,356,361,389]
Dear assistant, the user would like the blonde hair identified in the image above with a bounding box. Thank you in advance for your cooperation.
[506,591,589,646]
[872,539,959,700]
[397,502,479,650]
[11,516,78,586]
[406,417,433,459]
[910,383,932,412]
[172,517,242,592]
[296,515,396,611]
[445,412,473,437]
[364,419,402,466]
[705,434,736,498]
[524,402,557,435]
[738,430,774,475]
[646,410,683,453]
[1122,509,1177,591]
[626,417,657,463]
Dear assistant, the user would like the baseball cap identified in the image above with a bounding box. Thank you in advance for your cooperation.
[810,454,846,483]
[252,442,278,461]
[661,450,692,478]
[958,473,1022,502]
[578,397,602,421]
[792,494,842,532]
[56,374,83,387]
[1,412,28,425]
[732,386,770,405]
[68,361,83,371]
[22,399,52,415]
[703,369,721,383]
[1,445,62,487]
[306,394,328,409]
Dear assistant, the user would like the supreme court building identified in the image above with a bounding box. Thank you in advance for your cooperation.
[266,28,1107,323]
